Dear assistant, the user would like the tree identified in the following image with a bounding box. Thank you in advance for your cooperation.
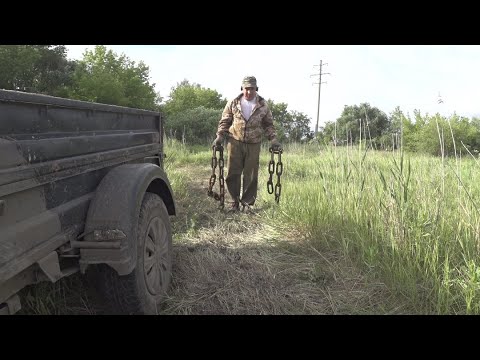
[267,100,313,142]
[162,80,227,118]
[289,110,314,142]
[0,45,75,96]
[165,106,222,144]
[467,116,480,154]
[33,46,77,97]
[317,121,337,145]
[68,45,159,110]
[334,103,389,147]
[267,100,290,142]
[160,80,227,144]
[387,106,417,151]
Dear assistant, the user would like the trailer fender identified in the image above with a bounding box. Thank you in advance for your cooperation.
[79,163,176,275]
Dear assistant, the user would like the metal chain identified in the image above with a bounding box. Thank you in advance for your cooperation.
[267,148,283,203]
[207,144,225,209]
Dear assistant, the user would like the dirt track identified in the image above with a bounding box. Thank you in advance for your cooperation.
[158,165,399,315]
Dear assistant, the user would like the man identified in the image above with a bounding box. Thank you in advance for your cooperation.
[213,75,282,211]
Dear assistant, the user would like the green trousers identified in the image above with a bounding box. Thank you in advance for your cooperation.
[225,138,261,205]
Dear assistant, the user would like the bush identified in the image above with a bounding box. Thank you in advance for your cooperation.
[165,106,222,145]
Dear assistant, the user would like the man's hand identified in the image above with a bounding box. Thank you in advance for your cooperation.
[213,135,223,147]
[269,138,282,151]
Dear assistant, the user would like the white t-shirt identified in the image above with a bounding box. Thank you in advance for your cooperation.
[240,96,256,121]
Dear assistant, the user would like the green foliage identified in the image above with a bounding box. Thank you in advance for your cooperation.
[385,106,415,151]
[334,103,390,147]
[414,113,480,157]
[399,113,418,152]
[319,104,480,158]
[317,121,336,145]
[267,100,313,142]
[68,45,159,110]
[267,100,290,139]
[289,110,314,142]
[11,45,480,159]
[163,79,227,118]
[0,45,75,96]
[165,106,222,144]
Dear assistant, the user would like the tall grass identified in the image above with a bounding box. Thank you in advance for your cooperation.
[163,138,213,199]
[165,137,480,314]
[263,142,480,314]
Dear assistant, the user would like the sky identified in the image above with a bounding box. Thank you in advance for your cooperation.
[66,45,480,130]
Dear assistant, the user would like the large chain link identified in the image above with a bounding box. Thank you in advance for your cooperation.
[207,144,225,209]
[266,148,283,203]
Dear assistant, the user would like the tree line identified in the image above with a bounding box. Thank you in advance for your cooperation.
[320,104,480,157]
[0,45,158,110]
[2,45,479,156]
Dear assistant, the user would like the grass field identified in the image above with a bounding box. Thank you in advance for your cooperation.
[19,139,480,314]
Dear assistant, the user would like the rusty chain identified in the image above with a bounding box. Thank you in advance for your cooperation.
[207,144,225,209]
[267,148,283,203]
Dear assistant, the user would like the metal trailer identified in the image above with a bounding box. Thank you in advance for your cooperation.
[0,89,176,315]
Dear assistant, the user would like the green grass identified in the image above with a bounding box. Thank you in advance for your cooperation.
[165,139,480,314]
[24,138,480,314]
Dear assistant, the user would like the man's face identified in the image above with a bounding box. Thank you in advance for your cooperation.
[243,87,256,101]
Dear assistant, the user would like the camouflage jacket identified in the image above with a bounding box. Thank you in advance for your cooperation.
[216,93,277,144]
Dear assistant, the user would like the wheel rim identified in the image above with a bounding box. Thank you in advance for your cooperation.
[143,216,170,295]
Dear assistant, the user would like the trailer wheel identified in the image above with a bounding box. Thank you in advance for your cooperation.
[97,192,172,314]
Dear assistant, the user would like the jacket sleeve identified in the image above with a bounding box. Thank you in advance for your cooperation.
[216,100,233,137]
[261,106,277,141]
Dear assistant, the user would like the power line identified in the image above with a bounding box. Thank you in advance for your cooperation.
[311,60,330,136]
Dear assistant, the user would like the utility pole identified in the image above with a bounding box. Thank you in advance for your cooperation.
[311,60,330,136]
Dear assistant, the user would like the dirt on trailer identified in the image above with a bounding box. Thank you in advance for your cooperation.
[19,163,406,315]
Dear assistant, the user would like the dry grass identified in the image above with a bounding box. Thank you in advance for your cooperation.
[159,165,403,315]
[18,273,107,315]
[19,163,405,315]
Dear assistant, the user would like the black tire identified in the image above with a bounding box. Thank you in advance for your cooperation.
[96,193,172,314]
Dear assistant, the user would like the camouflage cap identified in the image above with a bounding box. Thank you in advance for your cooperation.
[242,76,257,88]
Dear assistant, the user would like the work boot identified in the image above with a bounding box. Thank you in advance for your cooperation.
[227,201,240,213]
[240,201,256,214]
